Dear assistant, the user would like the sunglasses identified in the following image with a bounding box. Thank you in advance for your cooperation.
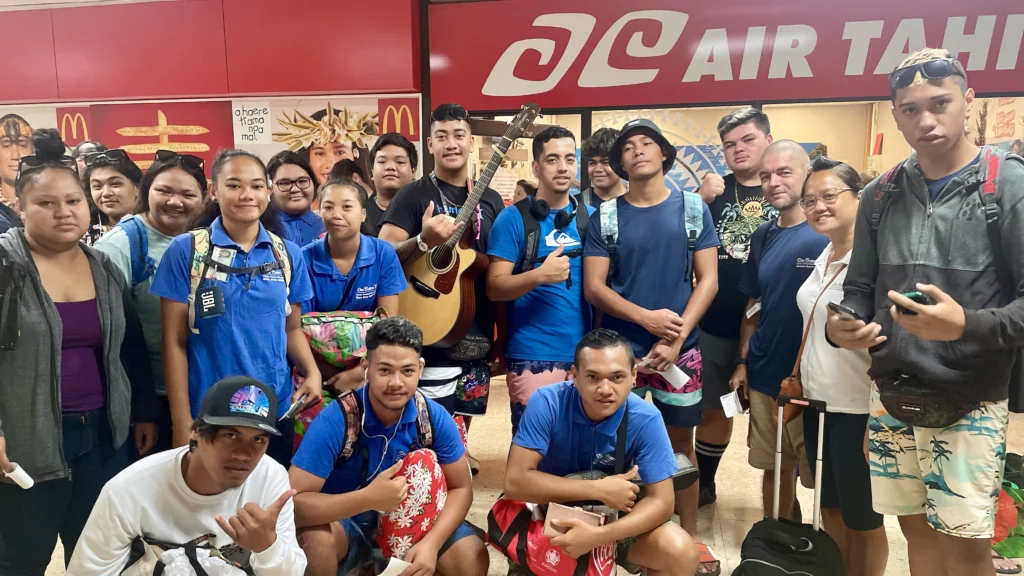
[154,150,205,170]
[16,155,78,182]
[431,105,469,123]
[84,149,131,167]
[888,58,966,95]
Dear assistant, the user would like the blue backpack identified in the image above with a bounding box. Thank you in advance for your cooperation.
[116,215,157,287]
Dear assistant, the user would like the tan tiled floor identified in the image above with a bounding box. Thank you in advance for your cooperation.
[46,378,1024,575]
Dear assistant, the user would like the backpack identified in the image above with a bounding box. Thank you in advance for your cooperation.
[515,195,590,273]
[863,146,1024,412]
[0,245,23,351]
[598,190,704,282]
[116,215,157,287]
[334,389,434,486]
[186,228,292,334]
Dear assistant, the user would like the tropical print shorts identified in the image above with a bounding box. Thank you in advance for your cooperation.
[868,382,1009,538]
[633,346,703,407]
[506,359,573,435]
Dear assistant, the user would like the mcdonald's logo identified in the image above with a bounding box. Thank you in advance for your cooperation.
[382,105,416,136]
[61,113,89,141]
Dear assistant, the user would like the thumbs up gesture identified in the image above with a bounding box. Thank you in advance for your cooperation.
[216,489,296,553]
[539,244,570,284]
[594,465,641,513]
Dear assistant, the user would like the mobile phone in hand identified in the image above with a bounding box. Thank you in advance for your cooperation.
[827,301,862,322]
[895,291,936,316]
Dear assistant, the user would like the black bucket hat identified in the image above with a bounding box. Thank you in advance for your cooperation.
[608,118,677,180]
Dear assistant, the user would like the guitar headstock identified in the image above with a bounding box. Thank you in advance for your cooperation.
[506,103,541,140]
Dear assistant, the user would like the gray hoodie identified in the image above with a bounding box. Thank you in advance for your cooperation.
[0,228,156,483]
[842,149,1024,401]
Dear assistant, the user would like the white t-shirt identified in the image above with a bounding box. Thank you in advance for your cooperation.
[67,447,306,576]
[796,244,872,414]
[95,215,174,395]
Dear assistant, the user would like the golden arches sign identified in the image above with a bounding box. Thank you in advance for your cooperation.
[60,113,89,141]
[381,105,415,136]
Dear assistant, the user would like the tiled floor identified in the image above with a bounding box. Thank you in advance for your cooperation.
[46,378,1024,575]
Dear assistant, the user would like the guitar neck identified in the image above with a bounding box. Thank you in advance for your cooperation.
[448,135,513,246]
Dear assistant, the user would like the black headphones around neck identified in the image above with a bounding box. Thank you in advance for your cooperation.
[530,194,578,230]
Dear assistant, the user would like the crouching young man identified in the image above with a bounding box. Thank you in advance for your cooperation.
[67,376,306,575]
[289,317,489,576]
[503,329,699,576]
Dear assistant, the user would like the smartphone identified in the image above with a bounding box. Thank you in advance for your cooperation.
[895,291,936,316]
[827,301,862,321]
[278,394,309,422]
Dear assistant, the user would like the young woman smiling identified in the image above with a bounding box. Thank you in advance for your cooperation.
[150,149,322,467]
[85,149,142,238]
[268,151,324,247]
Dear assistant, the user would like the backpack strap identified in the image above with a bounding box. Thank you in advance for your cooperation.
[682,191,704,283]
[336,390,362,462]
[575,197,589,243]
[976,146,1014,300]
[598,198,620,282]
[0,245,22,351]
[413,390,434,450]
[117,215,156,287]
[187,229,215,335]
[580,187,593,208]
[266,231,292,309]
[515,198,541,273]
[866,161,906,241]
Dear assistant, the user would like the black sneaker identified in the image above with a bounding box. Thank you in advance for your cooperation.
[698,485,717,508]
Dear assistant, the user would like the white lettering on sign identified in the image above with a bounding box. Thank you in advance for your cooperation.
[231,101,271,145]
[480,12,1024,96]
[578,10,688,88]
[201,291,216,312]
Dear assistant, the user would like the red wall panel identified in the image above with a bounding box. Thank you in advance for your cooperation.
[51,0,229,100]
[0,10,59,102]
[222,0,419,95]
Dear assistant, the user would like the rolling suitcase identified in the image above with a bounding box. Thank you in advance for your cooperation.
[734,396,845,576]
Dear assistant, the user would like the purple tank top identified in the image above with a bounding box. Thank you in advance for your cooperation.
[55,299,106,412]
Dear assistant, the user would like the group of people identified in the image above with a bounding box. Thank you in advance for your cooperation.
[0,46,1021,576]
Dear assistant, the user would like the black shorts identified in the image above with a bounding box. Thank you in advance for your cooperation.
[802,408,884,531]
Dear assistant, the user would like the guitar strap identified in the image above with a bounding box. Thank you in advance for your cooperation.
[429,171,481,241]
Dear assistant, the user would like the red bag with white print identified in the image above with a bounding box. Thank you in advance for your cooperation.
[375,449,449,560]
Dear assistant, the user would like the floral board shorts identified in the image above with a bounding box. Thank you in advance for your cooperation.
[632,347,703,428]
[454,359,491,417]
[506,359,573,435]
[868,383,1009,538]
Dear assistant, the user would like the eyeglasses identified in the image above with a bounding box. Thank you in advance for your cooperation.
[430,105,469,123]
[154,150,205,171]
[84,149,131,167]
[16,155,78,182]
[888,58,966,96]
[799,188,854,211]
[274,176,312,192]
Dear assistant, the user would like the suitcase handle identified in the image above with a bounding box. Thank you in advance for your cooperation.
[773,396,826,532]
[776,395,827,412]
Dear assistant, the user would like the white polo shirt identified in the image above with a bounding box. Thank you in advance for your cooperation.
[795,244,872,414]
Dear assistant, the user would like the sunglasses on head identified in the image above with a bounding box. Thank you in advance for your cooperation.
[16,155,78,182]
[84,149,131,167]
[154,150,205,170]
[431,106,469,123]
[888,58,966,96]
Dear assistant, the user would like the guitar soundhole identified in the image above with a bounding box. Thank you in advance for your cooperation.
[427,246,456,274]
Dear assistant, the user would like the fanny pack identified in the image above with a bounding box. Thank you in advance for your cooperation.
[877,373,976,429]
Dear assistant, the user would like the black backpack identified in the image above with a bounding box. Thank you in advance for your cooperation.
[735,517,845,576]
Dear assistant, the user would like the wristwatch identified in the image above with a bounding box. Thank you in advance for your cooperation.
[415,233,429,252]
[734,357,747,366]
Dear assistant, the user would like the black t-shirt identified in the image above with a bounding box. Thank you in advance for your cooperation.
[698,174,779,339]
[382,176,505,365]
[364,196,387,237]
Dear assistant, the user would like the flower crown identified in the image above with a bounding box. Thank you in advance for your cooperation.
[272,103,379,152]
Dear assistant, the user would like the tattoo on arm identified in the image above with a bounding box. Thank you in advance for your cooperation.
[394,238,421,263]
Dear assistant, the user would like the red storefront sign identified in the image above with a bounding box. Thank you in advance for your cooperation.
[429,0,1024,111]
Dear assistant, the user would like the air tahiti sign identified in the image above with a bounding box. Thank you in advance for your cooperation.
[428,0,1024,110]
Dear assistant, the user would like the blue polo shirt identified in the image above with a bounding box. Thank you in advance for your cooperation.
[738,220,828,397]
[278,209,325,247]
[149,217,313,418]
[486,203,595,362]
[300,235,408,314]
[291,388,466,497]
[513,382,678,485]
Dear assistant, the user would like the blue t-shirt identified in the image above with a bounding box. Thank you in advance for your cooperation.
[291,388,466,496]
[486,203,595,362]
[149,217,313,418]
[738,220,828,397]
[513,382,678,485]
[278,209,325,247]
[926,154,980,201]
[583,192,720,356]
[300,235,408,314]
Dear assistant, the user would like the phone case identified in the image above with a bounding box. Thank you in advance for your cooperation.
[543,503,606,538]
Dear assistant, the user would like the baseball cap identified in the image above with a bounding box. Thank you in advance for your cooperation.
[608,118,678,180]
[197,376,281,436]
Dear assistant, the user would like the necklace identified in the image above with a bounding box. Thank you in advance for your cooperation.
[428,171,466,213]
[734,178,764,220]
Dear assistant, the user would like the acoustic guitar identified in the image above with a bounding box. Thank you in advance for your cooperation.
[399,103,540,347]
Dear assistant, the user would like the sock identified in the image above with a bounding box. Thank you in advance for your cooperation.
[695,441,729,491]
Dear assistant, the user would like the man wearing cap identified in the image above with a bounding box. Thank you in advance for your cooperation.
[67,376,307,575]
[583,118,721,574]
